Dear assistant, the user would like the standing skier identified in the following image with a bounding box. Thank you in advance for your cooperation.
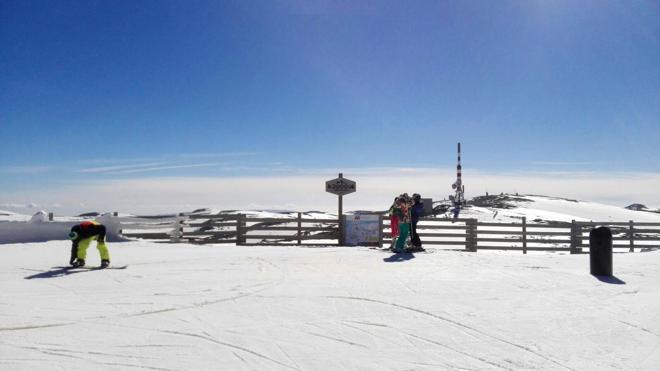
[451,199,461,219]
[392,195,412,253]
[388,197,400,250]
[410,193,425,251]
[68,220,110,268]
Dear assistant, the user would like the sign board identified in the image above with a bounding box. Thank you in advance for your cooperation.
[344,214,380,246]
[421,198,434,216]
[325,176,356,196]
[326,173,356,245]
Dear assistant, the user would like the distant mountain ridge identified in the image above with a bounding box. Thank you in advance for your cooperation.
[2,194,660,224]
[625,203,660,214]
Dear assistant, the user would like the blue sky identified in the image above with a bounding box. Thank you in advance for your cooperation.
[1,0,659,213]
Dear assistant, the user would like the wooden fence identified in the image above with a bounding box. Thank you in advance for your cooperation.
[120,213,340,246]
[237,213,339,246]
[393,217,660,253]
[120,213,660,253]
[117,214,182,241]
[379,217,475,250]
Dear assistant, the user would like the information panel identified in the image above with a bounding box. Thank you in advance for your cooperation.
[344,214,380,246]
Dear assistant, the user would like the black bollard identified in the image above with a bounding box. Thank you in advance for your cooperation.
[590,226,613,276]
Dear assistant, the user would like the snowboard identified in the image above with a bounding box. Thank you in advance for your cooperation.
[373,246,426,253]
[55,265,128,271]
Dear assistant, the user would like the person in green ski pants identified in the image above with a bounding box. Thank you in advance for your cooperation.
[68,220,110,268]
[392,195,412,253]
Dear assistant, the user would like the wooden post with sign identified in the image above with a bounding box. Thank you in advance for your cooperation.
[325,173,356,246]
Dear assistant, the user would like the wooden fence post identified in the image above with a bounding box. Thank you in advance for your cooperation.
[171,213,184,243]
[178,213,185,241]
[466,219,477,252]
[236,214,245,245]
[338,215,344,246]
[629,220,634,253]
[522,217,527,254]
[570,220,579,254]
[472,218,478,252]
[170,220,178,243]
[378,214,384,248]
[297,212,302,245]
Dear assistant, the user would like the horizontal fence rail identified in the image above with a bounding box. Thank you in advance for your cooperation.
[120,213,340,246]
[119,213,660,253]
[240,213,339,246]
[119,214,182,241]
[377,217,660,253]
[380,217,473,250]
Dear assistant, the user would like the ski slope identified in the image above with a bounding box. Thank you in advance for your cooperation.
[2,241,659,370]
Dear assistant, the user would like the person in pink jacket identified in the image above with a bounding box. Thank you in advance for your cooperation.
[388,197,400,249]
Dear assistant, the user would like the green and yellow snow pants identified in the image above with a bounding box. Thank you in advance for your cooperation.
[76,236,110,261]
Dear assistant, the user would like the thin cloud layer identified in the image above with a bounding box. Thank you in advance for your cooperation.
[1,168,658,215]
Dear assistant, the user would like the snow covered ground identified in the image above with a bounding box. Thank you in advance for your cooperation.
[456,195,660,224]
[2,241,659,370]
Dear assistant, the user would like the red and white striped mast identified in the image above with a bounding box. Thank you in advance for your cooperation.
[452,143,465,201]
[451,142,465,217]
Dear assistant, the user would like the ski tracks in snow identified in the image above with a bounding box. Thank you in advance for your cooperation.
[1,343,176,371]
[328,295,578,371]
[155,328,301,370]
[0,322,71,332]
[618,320,660,338]
[405,332,513,370]
[340,319,506,370]
[124,256,288,318]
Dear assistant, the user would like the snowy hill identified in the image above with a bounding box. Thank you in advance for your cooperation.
[0,209,31,222]
[443,194,660,224]
[4,194,660,225]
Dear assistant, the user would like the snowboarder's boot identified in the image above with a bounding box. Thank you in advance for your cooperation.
[100,260,110,269]
[72,259,85,268]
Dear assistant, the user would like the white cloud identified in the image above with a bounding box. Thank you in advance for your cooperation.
[2,167,659,215]
[104,162,229,174]
[77,152,258,166]
[77,162,171,173]
[172,152,259,159]
[75,152,260,174]
[530,161,604,166]
[0,165,55,174]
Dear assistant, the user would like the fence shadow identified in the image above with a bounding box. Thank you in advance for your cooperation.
[383,253,416,263]
[593,275,626,285]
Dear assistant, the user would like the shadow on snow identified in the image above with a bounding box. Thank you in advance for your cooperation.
[25,267,88,279]
[593,275,626,285]
[383,252,416,263]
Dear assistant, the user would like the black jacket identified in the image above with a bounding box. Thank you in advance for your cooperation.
[70,222,106,248]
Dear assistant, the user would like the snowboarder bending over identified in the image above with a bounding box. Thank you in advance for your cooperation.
[68,221,110,268]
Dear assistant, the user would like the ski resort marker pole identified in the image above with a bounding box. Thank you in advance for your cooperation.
[325,173,356,245]
[450,142,465,219]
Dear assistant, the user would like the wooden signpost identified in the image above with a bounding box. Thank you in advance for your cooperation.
[325,173,356,245]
